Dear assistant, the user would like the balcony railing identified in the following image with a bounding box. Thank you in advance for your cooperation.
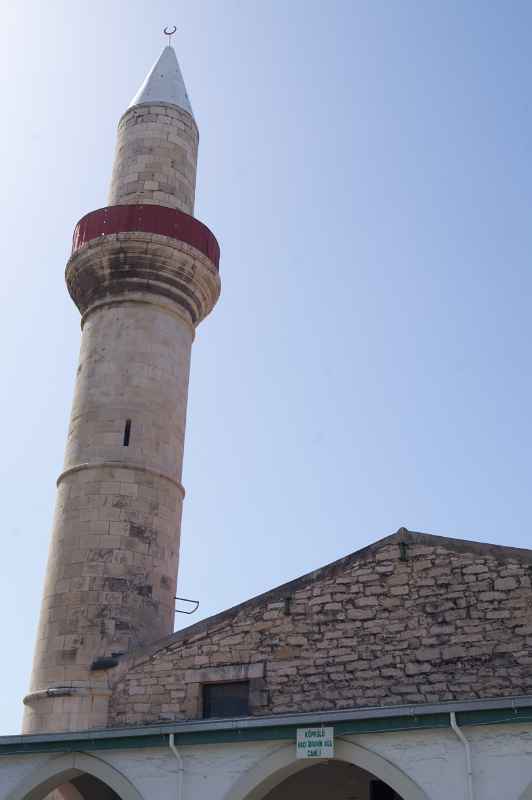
[72,204,220,270]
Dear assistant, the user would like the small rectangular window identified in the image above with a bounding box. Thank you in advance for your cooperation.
[202,681,249,719]
[123,419,131,447]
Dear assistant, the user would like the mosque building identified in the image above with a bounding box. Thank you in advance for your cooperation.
[2,40,532,800]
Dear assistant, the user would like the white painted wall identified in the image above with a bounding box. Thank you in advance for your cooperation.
[3,724,532,800]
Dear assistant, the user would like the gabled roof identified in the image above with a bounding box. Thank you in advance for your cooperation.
[116,528,532,669]
[128,45,194,117]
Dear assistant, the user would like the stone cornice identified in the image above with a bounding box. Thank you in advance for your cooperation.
[66,231,220,325]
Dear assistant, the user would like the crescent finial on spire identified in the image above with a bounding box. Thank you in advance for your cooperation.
[164,26,177,46]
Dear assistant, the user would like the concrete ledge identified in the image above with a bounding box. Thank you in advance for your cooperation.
[3,695,532,755]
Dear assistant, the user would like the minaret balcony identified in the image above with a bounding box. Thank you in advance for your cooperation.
[72,204,219,268]
[66,204,220,326]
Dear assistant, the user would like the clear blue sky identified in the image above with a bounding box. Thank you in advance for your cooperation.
[1,0,531,733]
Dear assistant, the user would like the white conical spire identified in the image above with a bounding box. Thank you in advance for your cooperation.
[128,46,194,117]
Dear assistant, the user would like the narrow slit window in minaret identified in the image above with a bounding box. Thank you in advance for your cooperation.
[123,419,131,446]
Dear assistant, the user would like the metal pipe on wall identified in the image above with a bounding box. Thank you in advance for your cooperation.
[169,733,184,800]
[450,711,474,800]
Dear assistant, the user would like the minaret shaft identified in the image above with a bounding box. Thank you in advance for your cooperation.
[108,103,198,214]
[23,46,220,734]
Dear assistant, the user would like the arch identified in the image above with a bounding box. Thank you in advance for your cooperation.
[5,753,144,800]
[223,738,431,800]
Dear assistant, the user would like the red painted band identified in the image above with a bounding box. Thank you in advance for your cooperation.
[72,204,220,270]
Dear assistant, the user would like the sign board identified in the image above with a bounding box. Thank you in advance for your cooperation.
[296,726,334,759]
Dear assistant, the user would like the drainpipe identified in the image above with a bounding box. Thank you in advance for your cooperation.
[169,733,184,800]
[450,711,474,800]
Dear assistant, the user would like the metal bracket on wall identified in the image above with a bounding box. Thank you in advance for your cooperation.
[175,596,200,614]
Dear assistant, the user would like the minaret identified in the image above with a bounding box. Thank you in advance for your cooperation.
[23,44,220,734]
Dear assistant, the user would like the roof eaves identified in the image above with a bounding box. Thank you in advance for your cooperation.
[2,695,532,756]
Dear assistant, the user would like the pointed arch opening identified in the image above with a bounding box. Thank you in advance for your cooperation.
[223,739,430,800]
[5,753,144,800]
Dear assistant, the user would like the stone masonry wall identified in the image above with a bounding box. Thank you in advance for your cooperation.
[108,103,198,215]
[109,533,532,727]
